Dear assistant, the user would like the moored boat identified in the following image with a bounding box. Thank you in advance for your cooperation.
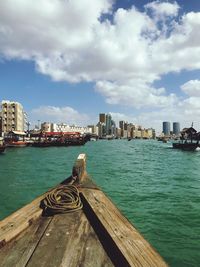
[6,141,27,147]
[31,131,87,147]
[172,142,198,151]
[172,126,200,151]
[4,131,27,147]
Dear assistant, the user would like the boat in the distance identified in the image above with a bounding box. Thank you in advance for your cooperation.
[172,127,200,151]
[4,131,27,147]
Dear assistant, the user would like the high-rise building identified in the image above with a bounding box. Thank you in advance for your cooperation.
[98,113,116,137]
[111,120,116,136]
[173,122,180,135]
[163,121,171,136]
[106,114,112,135]
[99,113,106,124]
[1,100,25,133]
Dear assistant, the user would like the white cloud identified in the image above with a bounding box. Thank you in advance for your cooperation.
[181,80,200,97]
[145,1,180,19]
[31,105,90,126]
[1,0,200,127]
[95,80,177,108]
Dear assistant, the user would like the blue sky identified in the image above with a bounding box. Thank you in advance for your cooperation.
[1,0,200,132]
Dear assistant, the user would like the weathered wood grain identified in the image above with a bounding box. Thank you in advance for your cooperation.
[0,216,52,267]
[26,211,113,267]
[0,195,45,246]
[81,188,168,267]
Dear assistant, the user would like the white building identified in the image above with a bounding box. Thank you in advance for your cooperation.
[87,125,99,135]
[41,122,91,134]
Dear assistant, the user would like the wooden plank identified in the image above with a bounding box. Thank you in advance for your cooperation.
[0,196,44,246]
[0,216,52,267]
[26,211,114,267]
[81,188,168,267]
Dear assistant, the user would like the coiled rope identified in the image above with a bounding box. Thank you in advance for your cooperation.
[42,184,83,215]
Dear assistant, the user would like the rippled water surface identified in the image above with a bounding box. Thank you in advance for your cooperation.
[0,140,200,266]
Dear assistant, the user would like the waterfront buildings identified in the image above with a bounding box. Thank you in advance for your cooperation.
[118,120,155,139]
[0,100,25,133]
[163,121,171,136]
[131,126,155,139]
[0,99,156,140]
[37,113,156,140]
[41,122,91,134]
[98,113,117,138]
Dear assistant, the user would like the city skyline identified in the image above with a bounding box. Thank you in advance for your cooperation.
[0,101,156,134]
[0,101,156,140]
[1,1,200,132]
[0,98,193,135]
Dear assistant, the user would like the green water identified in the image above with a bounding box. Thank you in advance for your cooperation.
[0,140,200,267]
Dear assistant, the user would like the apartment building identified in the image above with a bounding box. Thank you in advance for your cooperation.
[1,100,25,133]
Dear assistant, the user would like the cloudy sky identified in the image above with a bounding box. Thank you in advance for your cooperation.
[1,0,200,132]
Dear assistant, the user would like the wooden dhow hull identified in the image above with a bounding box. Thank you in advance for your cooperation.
[172,142,198,151]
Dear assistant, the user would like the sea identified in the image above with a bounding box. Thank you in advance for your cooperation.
[0,139,199,267]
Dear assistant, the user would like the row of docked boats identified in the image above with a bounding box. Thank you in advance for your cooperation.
[31,138,86,147]
[0,138,87,152]
[0,131,90,153]
[0,140,86,154]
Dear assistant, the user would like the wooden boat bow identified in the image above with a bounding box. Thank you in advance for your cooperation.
[0,154,168,267]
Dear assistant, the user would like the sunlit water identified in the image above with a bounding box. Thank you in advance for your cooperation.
[0,139,200,267]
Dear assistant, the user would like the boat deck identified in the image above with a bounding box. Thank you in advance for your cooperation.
[0,154,168,267]
[0,209,113,267]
